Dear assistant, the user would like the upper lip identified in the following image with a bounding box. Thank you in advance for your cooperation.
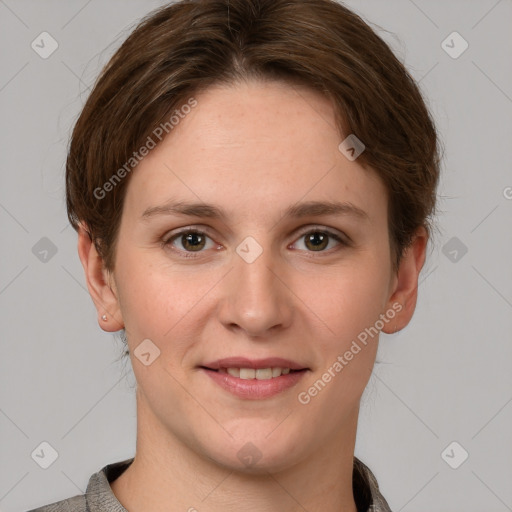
[201,357,308,370]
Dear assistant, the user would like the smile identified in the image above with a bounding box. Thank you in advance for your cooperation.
[218,367,293,379]
[200,366,308,399]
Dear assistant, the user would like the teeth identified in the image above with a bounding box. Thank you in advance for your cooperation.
[256,368,272,380]
[227,367,240,378]
[240,368,256,379]
[272,367,282,377]
[222,367,293,380]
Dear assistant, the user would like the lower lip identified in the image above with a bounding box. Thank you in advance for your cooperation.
[201,368,308,399]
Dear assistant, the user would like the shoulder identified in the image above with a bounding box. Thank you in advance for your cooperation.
[353,457,393,512]
[26,493,86,512]
[27,458,133,512]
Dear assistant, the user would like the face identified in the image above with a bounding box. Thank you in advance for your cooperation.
[83,79,423,473]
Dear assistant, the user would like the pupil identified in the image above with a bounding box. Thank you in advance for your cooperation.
[184,233,204,251]
[307,232,327,251]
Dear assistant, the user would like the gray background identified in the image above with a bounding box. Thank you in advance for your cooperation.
[1,0,511,511]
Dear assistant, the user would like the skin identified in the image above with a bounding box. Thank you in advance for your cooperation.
[78,79,427,512]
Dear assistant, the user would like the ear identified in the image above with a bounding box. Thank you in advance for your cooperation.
[77,224,124,332]
[381,226,428,334]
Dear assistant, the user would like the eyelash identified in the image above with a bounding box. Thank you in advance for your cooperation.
[161,226,349,259]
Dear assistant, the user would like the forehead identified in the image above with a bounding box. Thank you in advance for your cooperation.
[123,80,387,224]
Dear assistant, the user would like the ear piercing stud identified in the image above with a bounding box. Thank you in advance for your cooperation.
[101,314,108,321]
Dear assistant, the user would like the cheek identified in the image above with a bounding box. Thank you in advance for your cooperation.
[307,260,390,344]
[114,250,217,354]
[294,266,388,415]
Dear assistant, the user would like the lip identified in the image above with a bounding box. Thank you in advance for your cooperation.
[199,357,310,400]
[201,367,308,400]
[201,357,308,371]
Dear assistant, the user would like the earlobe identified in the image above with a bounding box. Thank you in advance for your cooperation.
[381,227,428,334]
[77,224,124,332]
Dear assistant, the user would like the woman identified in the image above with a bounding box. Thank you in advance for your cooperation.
[29,0,441,510]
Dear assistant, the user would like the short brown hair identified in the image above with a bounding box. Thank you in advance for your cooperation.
[66,0,442,273]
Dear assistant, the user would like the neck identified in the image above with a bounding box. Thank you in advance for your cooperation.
[111,390,360,512]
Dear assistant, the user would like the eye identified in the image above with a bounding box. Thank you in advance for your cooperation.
[163,229,217,257]
[291,228,347,253]
[162,226,348,258]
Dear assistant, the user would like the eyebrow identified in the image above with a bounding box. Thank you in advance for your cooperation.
[140,199,369,222]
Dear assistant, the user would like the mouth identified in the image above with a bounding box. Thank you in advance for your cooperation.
[200,356,309,377]
[199,357,310,399]
[200,366,306,380]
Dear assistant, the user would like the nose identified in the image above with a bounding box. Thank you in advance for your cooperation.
[217,241,294,338]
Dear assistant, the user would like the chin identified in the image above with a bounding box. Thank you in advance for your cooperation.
[199,426,306,475]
